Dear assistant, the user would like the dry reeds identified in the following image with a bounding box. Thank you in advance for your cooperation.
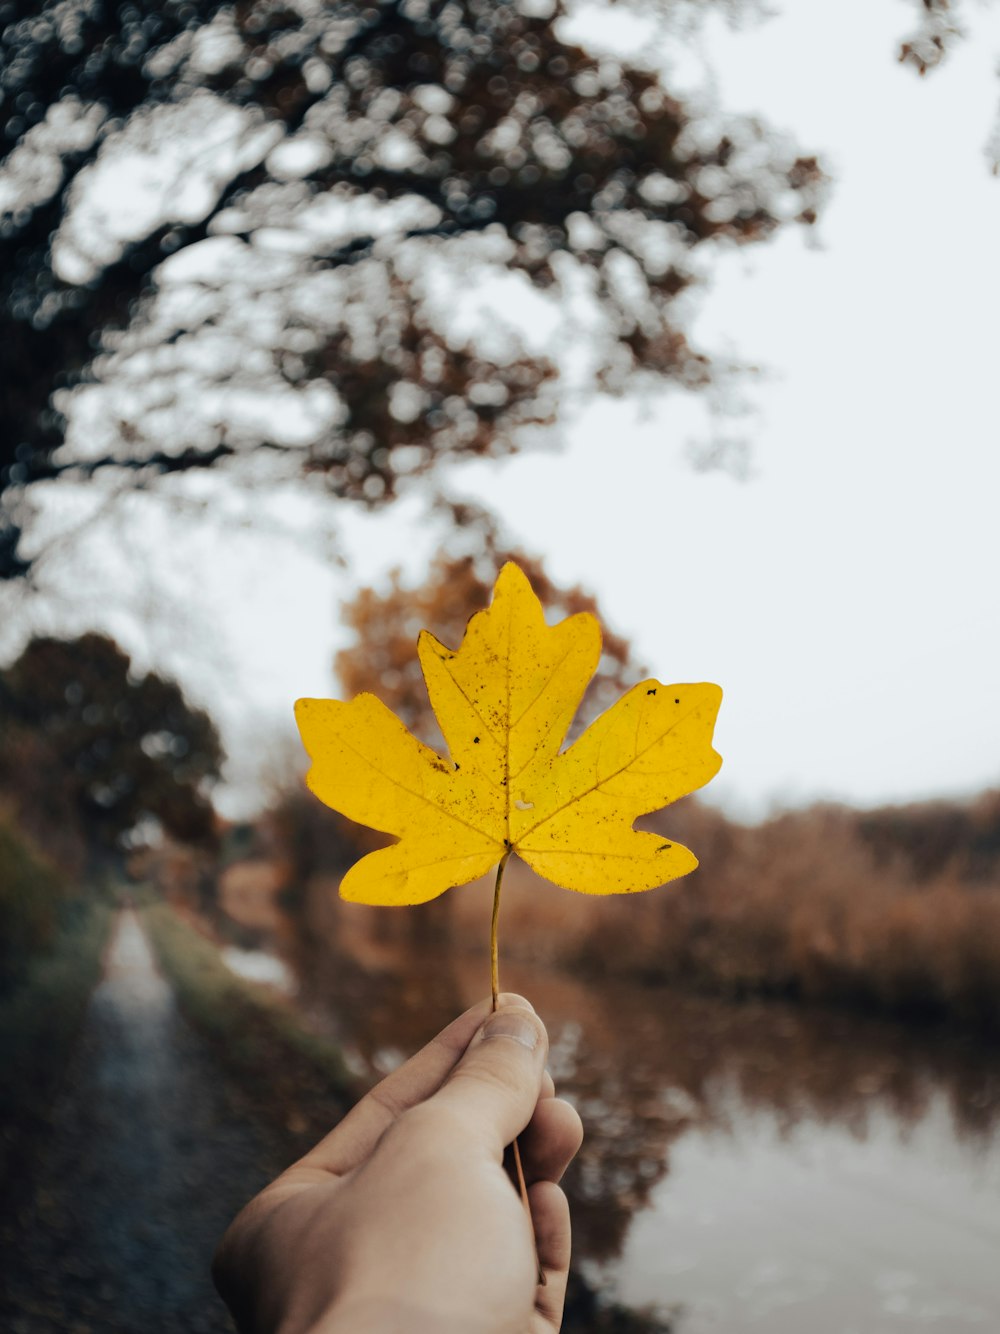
[264,789,1000,1027]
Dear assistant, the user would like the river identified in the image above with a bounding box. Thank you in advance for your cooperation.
[282,925,1000,1333]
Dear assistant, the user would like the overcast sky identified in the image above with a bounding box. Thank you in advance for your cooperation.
[12,0,1000,821]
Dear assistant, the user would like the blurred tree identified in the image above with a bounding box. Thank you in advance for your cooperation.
[0,632,223,854]
[0,0,826,578]
[897,0,966,77]
[894,0,1000,170]
[336,504,640,746]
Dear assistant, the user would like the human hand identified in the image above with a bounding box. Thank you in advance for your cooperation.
[213,995,584,1334]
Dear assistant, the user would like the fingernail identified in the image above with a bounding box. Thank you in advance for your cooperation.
[478,1010,540,1051]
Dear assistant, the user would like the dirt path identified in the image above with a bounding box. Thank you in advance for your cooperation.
[0,909,281,1333]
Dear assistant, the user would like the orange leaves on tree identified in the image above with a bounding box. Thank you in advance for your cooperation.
[295,562,722,907]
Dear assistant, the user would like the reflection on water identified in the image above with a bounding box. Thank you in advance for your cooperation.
[290,928,1000,1332]
[620,1100,1000,1332]
[220,945,297,995]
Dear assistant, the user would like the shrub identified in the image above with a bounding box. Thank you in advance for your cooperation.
[0,889,112,1193]
[0,811,67,992]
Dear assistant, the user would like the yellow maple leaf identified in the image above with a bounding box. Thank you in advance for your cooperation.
[294,561,722,906]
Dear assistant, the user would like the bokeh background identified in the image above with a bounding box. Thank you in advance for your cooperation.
[2,2,999,1331]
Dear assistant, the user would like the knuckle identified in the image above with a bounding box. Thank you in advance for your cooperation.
[478,1006,546,1052]
[449,1060,525,1103]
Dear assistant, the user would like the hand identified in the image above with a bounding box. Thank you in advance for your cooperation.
[213,995,584,1334]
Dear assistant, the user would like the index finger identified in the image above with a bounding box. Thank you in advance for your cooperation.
[290,994,535,1178]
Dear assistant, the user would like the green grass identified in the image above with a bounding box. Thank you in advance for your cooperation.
[0,812,69,986]
[0,890,113,1188]
[143,901,355,1151]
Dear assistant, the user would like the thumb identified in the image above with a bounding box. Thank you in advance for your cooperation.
[429,1003,548,1155]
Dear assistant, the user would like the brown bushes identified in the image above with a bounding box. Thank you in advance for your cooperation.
[557,799,1000,1025]
[262,786,1000,1027]
[460,796,1000,1025]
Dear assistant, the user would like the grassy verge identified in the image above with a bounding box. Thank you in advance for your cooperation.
[0,891,113,1192]
[143,901,356,1154]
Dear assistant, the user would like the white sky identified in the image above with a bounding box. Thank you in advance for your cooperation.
[10,0,1000,821]
[444,1,1000,818]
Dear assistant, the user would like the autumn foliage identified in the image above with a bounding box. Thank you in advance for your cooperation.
[265,792,1000,1028]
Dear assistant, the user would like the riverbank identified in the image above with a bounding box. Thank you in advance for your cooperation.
[257,787,1000,1030]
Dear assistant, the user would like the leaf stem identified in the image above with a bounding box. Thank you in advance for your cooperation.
[490,849,510,1010]
[490,849,545,1287]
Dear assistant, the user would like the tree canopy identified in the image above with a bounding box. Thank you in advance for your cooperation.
[0,632,223,854]
[0,0,827,579]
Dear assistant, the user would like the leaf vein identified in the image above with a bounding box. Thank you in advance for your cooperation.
[333,732,497,845]
[509,643,576,732]
[371,848,502,875]
[515,701,708,843]
[520,847,684,860]
[436,653,503,749]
